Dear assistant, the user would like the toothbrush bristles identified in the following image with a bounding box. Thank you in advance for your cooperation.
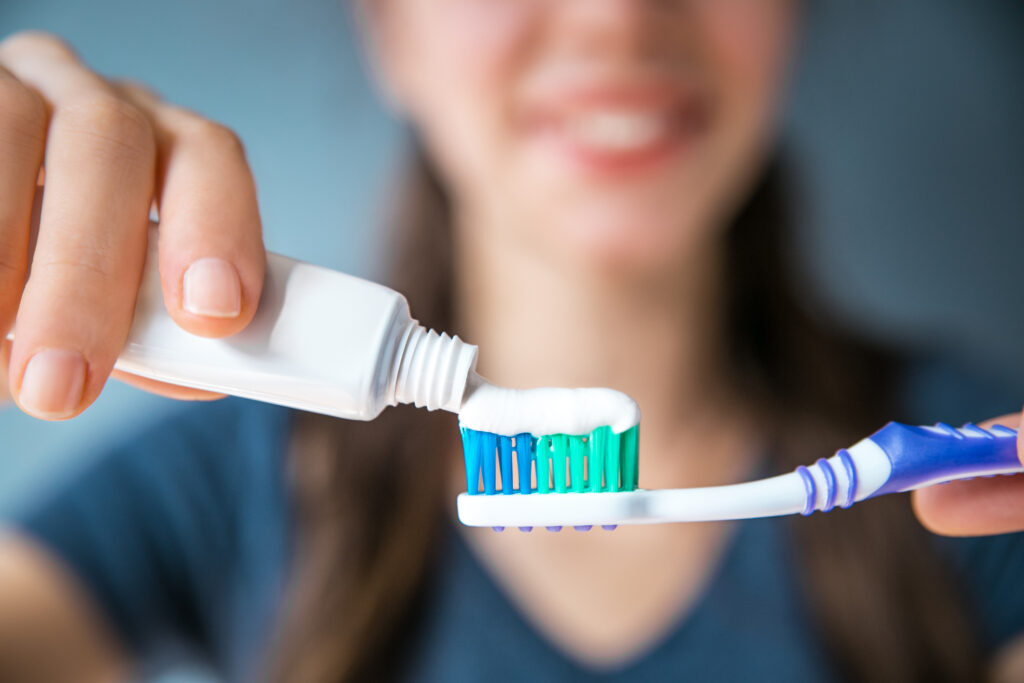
[460,424,639,496]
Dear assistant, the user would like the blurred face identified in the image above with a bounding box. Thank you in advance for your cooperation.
[368,0,797,271]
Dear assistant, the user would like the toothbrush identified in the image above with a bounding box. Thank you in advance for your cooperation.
[456,421,1023,531]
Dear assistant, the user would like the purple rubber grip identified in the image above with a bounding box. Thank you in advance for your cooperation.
[869,422,1020,497]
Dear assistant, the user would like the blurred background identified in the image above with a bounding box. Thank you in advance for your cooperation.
[1,0,1022,680]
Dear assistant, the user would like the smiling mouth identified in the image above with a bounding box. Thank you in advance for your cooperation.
[524,86,710,174]
[566,109,669,152]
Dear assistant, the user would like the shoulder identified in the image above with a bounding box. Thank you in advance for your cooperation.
[8,398,297,669]
[13,396,294,508]
[78,397,292,492]
[18,398,297,527]
[118,395,294,459]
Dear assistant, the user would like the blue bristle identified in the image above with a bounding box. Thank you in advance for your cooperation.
[460,428,481,494]
[546,526,563,532]
[515,433,533,494]
[498,436,514,494]
[481,432,498,494]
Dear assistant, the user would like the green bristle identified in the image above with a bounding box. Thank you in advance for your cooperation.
[587,427,608,492]
[535,435,551,493]
[621,425,639,490]
[532,424,639,493]
[569,435,586,491]
[551,434,568,492]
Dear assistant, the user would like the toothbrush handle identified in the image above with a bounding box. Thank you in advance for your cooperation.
[794,422,1022,516]
[867,421,1022,497]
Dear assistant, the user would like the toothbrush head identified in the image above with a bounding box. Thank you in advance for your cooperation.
[458,424,639,531]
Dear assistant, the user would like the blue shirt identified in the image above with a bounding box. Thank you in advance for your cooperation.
[11,392,1024,682]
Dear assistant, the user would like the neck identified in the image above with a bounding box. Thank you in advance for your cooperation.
[452,213,757,487]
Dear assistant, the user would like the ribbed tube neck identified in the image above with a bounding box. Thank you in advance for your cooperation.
[393,323,478,412]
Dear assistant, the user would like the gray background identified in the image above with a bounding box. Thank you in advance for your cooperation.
[1,0,1022,680]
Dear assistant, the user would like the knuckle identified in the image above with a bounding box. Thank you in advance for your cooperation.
[0,75,47,141]
[33,252,112,292]
[57,92,154,158]
[186,118,246,157]
[0,31,78,61]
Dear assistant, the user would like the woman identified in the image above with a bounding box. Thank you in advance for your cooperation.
[1,2,1023,682]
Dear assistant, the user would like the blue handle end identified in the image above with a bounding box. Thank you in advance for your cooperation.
[869,422,1020,497]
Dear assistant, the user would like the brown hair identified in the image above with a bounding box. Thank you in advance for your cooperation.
[269,149,982,683]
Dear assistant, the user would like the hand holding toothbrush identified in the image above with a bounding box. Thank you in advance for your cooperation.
[0,32,267,418]
[912,412,1024,536]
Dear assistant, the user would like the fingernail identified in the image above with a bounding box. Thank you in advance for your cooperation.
[183,258,241,318]
[19,349,86,419]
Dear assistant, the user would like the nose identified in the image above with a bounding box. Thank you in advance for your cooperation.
[556,0,671,60]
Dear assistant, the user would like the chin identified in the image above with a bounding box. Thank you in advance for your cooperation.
[520,179,713,273]
[549,204,709,274]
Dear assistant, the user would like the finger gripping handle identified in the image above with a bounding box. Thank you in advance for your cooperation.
[870,422,1021,497]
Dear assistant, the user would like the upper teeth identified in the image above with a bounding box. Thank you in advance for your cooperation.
[567,111,666,151]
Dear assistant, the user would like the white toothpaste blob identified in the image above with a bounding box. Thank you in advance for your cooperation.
[457,372,640,436]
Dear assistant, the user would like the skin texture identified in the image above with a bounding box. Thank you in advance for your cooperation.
[0,32,262,419]
[0,0,1021,677]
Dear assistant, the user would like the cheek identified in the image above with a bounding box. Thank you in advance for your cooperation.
[397,1,537,192]
[697,0,796,71]
[398,0,534,71]
[697,0,796,145]
[441,0,536,55]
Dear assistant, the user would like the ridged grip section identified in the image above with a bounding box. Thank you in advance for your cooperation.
[871,421,1021,496]
[798,421,1022,515]
[796,450,861,515]
[394,324,478,412]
